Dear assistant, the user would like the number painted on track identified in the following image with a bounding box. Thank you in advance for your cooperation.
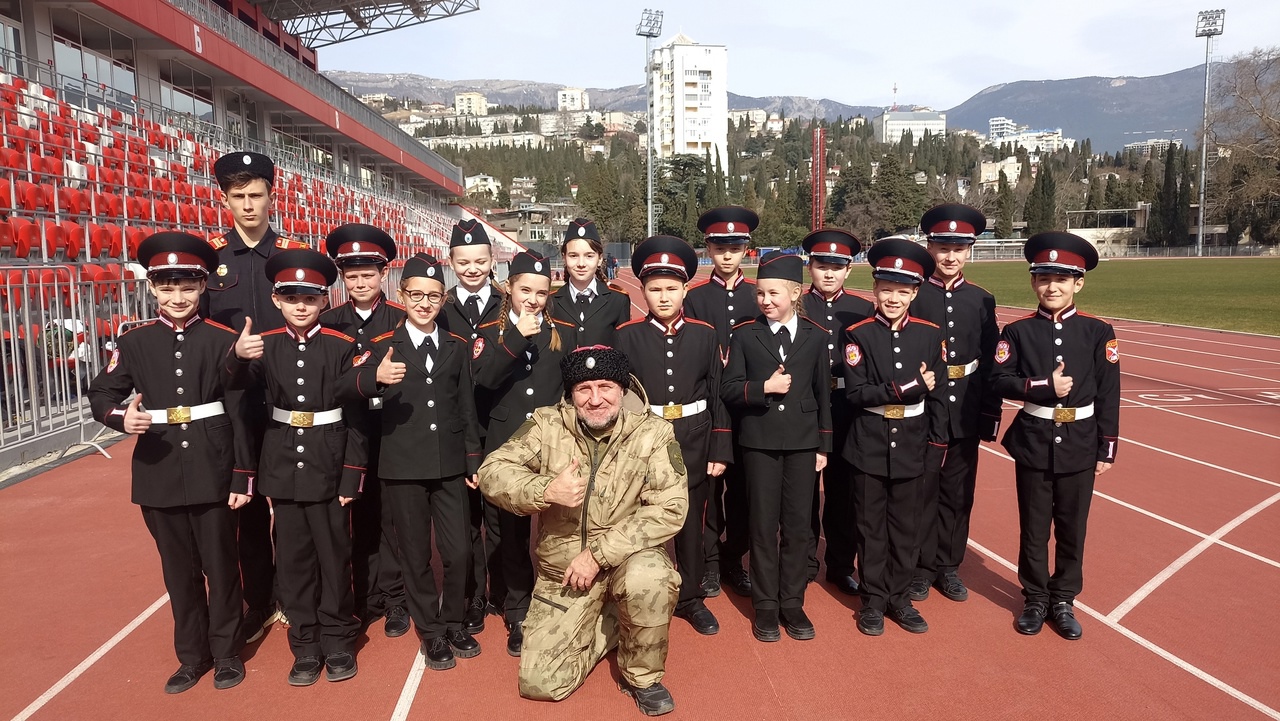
[1135,393,1222,402]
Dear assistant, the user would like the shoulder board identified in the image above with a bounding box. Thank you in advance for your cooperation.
[371,330,395,343]
[684,317,716,330]
[616,318,647,329]
[731,318,758,330]
[1076,311,1104,321]
[385,300,406,311]
[800,316,829,331]
[320,328,355,342]
[742,277,757,285]
[607,282,629,296]
[686,278,711,291]
[477,320,500,329]
[204,319,236,334]
[551,318,577,328]
[845,317,877,332]
[261,328,288,336]
[119,320,156,336]
[274,237,310,249]
[912,318,941,329]
[207,235,228,250]
[446,331,469,343]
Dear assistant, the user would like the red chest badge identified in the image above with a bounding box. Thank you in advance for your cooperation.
[844,343,862,367]
[353,350,371,367]
[995,340,1011,364]
[1105,339,1119,364]
[106,348,120,373]
[472,337,486,360]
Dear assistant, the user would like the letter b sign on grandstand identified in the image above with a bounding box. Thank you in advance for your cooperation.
[193,25,203,54]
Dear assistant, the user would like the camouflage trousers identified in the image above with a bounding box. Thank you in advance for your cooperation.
[518,547,679,701]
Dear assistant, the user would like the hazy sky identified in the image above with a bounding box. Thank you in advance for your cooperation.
[319,0,1278,110]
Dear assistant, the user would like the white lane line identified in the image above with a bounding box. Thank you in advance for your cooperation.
[1121,397,1280,441]
[1125,353,1280,383]
[1095,491,1280,571]
[1118,438,1280,488]
[966,540,1280,721]
[1115,325,1280,349]
[611,273,651,317]
[1121,370,1280,407]
[388,650,427,721]
[1124,339,1280,366]
[10,593,170,721]
[1122,403,1268,409]
[1108,491,1280,623]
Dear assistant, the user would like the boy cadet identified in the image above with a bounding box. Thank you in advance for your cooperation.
[800,229,874,594]
[89,232,248,693]
[841,238,947,637]
[229,248,375,685]
[685,205,760,599]
[991,232,1119,641]
[320,224,409,638]
[909,204,1003,604]
[615,235,732,636]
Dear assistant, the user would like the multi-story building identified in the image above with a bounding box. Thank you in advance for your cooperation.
[454,91,488,116]
[1123,137,1183,156]
[989,116,1071,153]
[871,111,946,145]
[729,109,767,132]
[557,87,589,112]
[980,156,1024,190]
[650,32,728,162]
[989,116,1018,138]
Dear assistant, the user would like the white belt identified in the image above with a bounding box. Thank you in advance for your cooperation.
[271,406,343,428]
[1022,402,1094,423]
[651,399,708,420]
[947,359,979,379]
[866,401,925,419]
[146,401,225,424]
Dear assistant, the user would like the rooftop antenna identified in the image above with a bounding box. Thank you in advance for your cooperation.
[891,83,898,112]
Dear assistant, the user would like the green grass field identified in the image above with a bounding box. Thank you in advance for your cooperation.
[742,257,1280,335]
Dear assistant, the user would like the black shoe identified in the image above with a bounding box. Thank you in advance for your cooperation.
[212,657,245,690]
[780,608,815,641]
[907,576,931,602]
[752,609,781,643]
[889,605,929,634]
[857,608,884,637]
[1016,601,1048,635]
[164,660,212,694]
[384,605,410,638]
[324,651,358,682]
[825,573,860,596]
[935,572,969,602]
[724,567,752,597]
[424,636,456,670]
[505,621,524,657]
[700,570,722,598]
[464,596,487,634]
[288,656,324,687]
[1050,602,1082,640]
[241,607,274,644]
[619,679,676,716]
[674,602,720,635]
[447,628,481,658]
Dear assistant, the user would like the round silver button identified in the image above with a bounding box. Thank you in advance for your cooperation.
[827,301,833,307]
[296,445,305,453]
[777,404,786,411]
[181,440,189,448]
[727,292,734,298]
[176,387,184,395]
[1054,436,1062,444]
[175,368,183,376]
[946,292,953,298]
[297,378,305,385]
[894,347,901,353]
[891,428,898,434]
[176,334,184,342]
[947,306,953,312]
[948,321,954,328]
[667,338,674,345]
[1055,323,1063,330]
[668,385,675,392]
[357,328,364,334]
[426,378,433,384]
[950,351,957,357]
[666,351,673,358]
[471,332,478,339]
[950,337,956,342]
[1054,338,1063,346]
[299,344,306,351]
[948,380,956,387]
[1055,422,1063,428]
[666,369,673,376]
[525,364,532,371]
[1056,355,1063,362]
[430,423,438,431]
[727,305,734,311]
[949,395,957,402]
[890,441,897,448]
[297,360,305,368]
[297,428,304,436]
[827,315,833,321]
[895,362,902,369]
[828,343,835,350]
[174,351,182,359]
[893,332,900,338]
[297,461,305,468]
[427,400,435,408]
[180,423,188,430]
[579,327,586,332]
[526,388,534,395]
[297,395,305,402]
[525,412,532,419]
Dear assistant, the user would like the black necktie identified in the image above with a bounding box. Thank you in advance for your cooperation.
[417,337,436,369]
[464,295,481,327]
[777,327,792,359]
[577,289,594,307]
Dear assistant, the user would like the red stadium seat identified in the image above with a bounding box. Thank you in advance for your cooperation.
[179,203,198,225]
[16,180,44,212]
[58,186,89,215]
[124,226,149,258]
[40,220,65,259]
[200,205,218,227]
[59,220,85,259]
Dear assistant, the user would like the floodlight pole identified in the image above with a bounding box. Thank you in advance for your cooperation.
[1195,9,1224,258]
[637,9,663,238]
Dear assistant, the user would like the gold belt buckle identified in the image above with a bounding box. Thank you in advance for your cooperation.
[166,406,191,424]
[948,365,967,379]
[290,411,315,427]
[883,405,906,419]
[662,405,683,420]
[1053,407,1076,423]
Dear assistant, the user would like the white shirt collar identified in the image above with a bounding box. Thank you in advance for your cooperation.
[457,284,492,306]
[508,310,545,325]
[405,322,438,349]
[569,278,599,301]
[353,305,373,320]
[767,314,799,338]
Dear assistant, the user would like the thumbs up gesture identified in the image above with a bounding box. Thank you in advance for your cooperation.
[377,347,406,385]
[544,457,587,508]
[123,393,152,434]
[234,317,263,360]
[1052,360,1073,398]
[516,307,541,338]
[764,364,792,395]
[920,361,936,391]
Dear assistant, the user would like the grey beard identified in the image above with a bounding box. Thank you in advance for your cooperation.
[581,411,619,432]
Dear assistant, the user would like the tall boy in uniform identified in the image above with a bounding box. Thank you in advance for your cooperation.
[89,232,249,693]
[685,205,760,599]
[991,232,1119,640]
[615,235,732,635]
[800,229,873,594]
[909,204,1002,604]
[841,238,947,636]
[321,224,409,638]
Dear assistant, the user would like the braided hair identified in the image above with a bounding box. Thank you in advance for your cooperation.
[496,273,562,353]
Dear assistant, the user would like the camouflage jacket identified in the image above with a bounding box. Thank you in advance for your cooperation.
[479,379,688,579]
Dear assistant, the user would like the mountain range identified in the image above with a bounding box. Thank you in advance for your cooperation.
[325,65,1215,153]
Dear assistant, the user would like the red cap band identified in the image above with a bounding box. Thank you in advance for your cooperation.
[639,252,690,279]
[1031,248,1086,270]
[148,251,208,271]
[703,221,752,237]
[812,241,854,257]
[274,267,329,287]
[926,220,977,236]
[874,256,925,277]
[335,241,387,260]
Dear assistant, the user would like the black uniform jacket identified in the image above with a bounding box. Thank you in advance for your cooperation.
[721,315,833,453]
[615,314,732,477]
[89,315,251,507]
[370,325,483,480]
[550,280,632,347]
[320,296,406,357]
[227,324,377,501]
[802,286,876,390]
[912,275,1002,441]
[440,284,503,342]
[840,313,948,480]
[684,271,758,365]
[202,227,311,332]
[990,305,1120,473]
[472,315,578,452]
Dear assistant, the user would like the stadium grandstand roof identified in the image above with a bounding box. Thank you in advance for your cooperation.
[255,0,479,48]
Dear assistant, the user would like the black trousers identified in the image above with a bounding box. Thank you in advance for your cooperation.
[273,498,359,658]
[463,486,488,603]
[916,437,981,580]
[817,449,859,579]
[854,471,923,612]
[238,395,275,612]
[484,501,534,623]
[704,450,749,574]
[743,448,816,610]
[385,477,469,640]
[141,503,243,665]
[351,461,406,615]
[674,474,711,609]
[1015,464,1095,605]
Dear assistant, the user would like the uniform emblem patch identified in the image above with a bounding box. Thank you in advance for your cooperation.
[217,264,228,276]
[844,343,862,367]
[106,348,120,373]
[353,350,371,367]
[995,340,1011,364]
[472,337,486,359]
[1106,338,1119,364]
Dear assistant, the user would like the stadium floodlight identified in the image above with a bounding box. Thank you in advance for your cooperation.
[637,9,663,237]
[1194,9,1224,258]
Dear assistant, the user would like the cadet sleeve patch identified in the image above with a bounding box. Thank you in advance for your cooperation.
[667,440,685,472]
[353,350,371,367]
[844,342,862,367]
[1106,338,1119,364]
[106,348,120,373]
[941,340,947,361]
[472,337,486,360]
[995,340,1011,364]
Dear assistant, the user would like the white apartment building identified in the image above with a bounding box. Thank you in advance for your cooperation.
[557,87,590,112]
[729,109,767,132]
[454,91,488,116]
[979,156,1023,190]
[989,116,1070,153]
[650,33,729,162]
[1123,137,1183,156]
[989,116,1017,138]
[872,111,946,145]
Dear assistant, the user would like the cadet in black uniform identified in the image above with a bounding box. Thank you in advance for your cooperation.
[89,232,248,694]
[228,249,376,686]
[722,251,832,643]
[615,235,732,636]
[800,229,874,595]
[473,250,578,656]
[992,232,1119,641]
[685,205,759,599]
[841,238,947,637]
[440,219,504,635]
[204,151,310,638]
[369,252,484,670]
[551,218,632,347]
[320,224,409,638]
[909,204,1003,604]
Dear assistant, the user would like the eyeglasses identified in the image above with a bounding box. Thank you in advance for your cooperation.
[402,290,445,305]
